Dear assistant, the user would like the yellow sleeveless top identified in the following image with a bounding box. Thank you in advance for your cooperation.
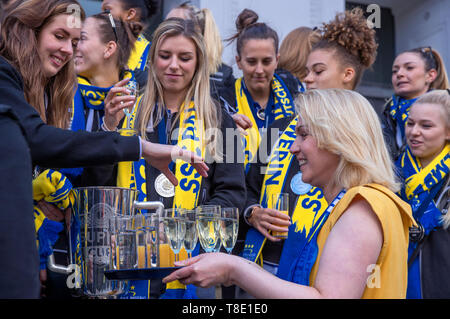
[309,184,415,299]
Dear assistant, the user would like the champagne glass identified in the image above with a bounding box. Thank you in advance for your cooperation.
[271,193,289,239]
[195,205,221,299]
[119,79,138,136]
[219,207,239,254]
[162,208,186,264]
[196,205,220,253]
[181,209,197,259]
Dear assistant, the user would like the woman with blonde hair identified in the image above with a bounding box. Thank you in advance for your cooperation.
[396,90,450,298]
[164,89,416,299]
[165,1,235,104]
[104,17,245,299]
[239,8,378,295]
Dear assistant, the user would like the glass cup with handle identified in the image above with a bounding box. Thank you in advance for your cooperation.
[219,207,239,254]
[271,193,289,239]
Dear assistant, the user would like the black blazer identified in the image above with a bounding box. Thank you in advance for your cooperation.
[0,56,140,169]
[0,104,40,298]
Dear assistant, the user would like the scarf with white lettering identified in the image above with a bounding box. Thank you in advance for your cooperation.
[235,74,295,173]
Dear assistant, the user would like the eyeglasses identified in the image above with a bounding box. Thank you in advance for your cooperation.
[104,10,118,42]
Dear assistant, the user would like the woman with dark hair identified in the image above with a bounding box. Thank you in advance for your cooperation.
[224,8,298,174]
[101,0,159,87]
[381,47,449,161]
[0,0,207,298]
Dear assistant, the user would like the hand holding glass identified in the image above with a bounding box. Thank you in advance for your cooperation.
[271,193,289,239]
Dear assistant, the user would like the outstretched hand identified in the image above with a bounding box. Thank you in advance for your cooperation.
[162,253,235,288]
[141,141,209,186]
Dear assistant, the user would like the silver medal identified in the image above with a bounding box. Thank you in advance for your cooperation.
[154,173,175,198]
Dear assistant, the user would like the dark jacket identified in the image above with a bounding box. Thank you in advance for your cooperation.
[144,106,246,213]
[380,96,404,162]
[0,56,140,169]
[0,104,40,298]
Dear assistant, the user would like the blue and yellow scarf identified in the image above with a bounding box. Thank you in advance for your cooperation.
[117,100,205,299]
[33,169,74,269]
[235,74,295,173]
[127,34,151,72]
[388,95,418,141]
[397,144,449,299]
[242,117,328,281]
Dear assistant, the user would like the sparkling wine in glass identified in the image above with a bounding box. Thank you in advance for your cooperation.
[181,210,197,258]
[162,208,186,263]
[219,207,239,254]
[196,205,220,253]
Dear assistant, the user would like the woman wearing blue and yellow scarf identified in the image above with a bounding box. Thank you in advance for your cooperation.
[241,8,379,292]
[381,47,449,161]
[103,18,245,299]
[221,9,298,175]
[165,89,415,299]
[395,90,450,298]
[33,12,142,298]
[64,12,140,185]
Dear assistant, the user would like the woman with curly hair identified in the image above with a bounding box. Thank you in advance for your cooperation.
[304,7,378,90]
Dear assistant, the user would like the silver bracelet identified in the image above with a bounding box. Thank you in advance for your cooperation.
[101,121,117,132]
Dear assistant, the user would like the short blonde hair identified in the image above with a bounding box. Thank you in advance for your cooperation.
[295,89,400,192]
[414,89,450,130]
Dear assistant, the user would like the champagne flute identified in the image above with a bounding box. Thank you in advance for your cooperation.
[196,205,220,253]
[219,207,239,254]
[181,209,197,259]
[196,205,222,299]
[162,208,186,264]
[119,79,138,136]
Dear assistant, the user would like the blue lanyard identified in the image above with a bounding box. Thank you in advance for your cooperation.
[157,109,175,172]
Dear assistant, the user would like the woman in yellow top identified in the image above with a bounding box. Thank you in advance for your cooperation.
[164,89,416,299]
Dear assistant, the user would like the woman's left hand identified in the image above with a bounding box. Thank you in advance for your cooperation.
[163,253,235,288]
[103,78,136,130]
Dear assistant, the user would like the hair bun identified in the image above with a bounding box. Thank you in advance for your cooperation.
[127,20,144,39]
[321,7,378,68]
[235,8,259,33]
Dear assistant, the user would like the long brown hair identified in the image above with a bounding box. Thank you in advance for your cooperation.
[0,0,86,128]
